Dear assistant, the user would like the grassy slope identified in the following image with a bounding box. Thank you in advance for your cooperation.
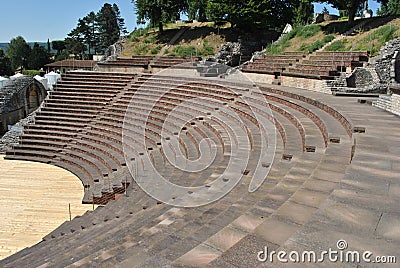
[120,21,277,58]
[267,16,400,56]
[326,18,400,55]
[120,22,227,58]
[120,16,400,58]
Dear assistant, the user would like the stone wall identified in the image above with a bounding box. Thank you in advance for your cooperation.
[96,66,144,73]
[346,67,373,87]
[392,93,400,116]
[242,73,275,85]
[373,86,400,116]
[280,76,332,94]
[243,72,333,94]
[0,111,36,153]
[371,38,400,87]
[0,77,46,136]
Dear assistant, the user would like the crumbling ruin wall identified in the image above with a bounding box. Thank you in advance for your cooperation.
[371,38,400,87]
[0,76,46,136]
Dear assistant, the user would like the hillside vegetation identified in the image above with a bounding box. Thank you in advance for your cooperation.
[120,16,400,59]
[120,21,277,58]
[266,15,400,56]
[121,22,224,57]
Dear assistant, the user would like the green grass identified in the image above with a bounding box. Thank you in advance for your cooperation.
[143,37,156,44]
[351,25,398,54]
[295,24,321,38]
[172,46,196,57]
[170,42,215,57]
[323,35,335,43]
[265,34,291,55]
[131,36,140,42]
[265,24,323,55]
[133,44,150,55]
[150,45,162,55]
[22,70,41,76]
[325,40,346,51]
[374,25,397,43]
[298,40,324,53]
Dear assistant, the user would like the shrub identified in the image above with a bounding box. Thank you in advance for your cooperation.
[134,44,149,55]
[172,46,196,57]
[296,24,321,38]
[298,43,309,52]
[298,40,324,53]
[375,25,397,43]
[150,45,162,55]
[325,40,346,51]
[22,70,41,76]
[323,35,335,43]
[143,37,156,44]
[202,43,214,56]
[309,40,323,52]
[131,28,148,38]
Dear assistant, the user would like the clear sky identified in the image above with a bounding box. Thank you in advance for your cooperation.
[0,1,138,42]
[0,1,382,43]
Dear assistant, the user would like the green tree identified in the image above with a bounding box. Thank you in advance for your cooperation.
[188,0,207,21]
[81,12,98,55]
[52,40,66,55]
[65,27,87,59]
[322,7,330,14]
[294,0,314,25]
[47,39,51,53]
[113,4,129,35]
[318,1,385,23]
[96,3,120,50]
[378,0,400,15]
[26,43,51,70]
[6,36,31,71]
[206,0,298,30]
[133,0,186,33]
[0,48,13,76]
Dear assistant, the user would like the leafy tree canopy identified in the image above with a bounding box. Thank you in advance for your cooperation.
[27,43,51,70]
[133,0,186,32]
[0,48,13,76]
[64,3,128,58]
[6,36,31,71]
[378,0,400,15]
[317,0,387,23]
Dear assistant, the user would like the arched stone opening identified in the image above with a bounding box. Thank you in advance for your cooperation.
[27,86,39,113]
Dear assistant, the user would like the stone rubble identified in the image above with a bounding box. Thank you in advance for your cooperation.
[98,36,128,64]
[209,42,241,66]
[0,111,36,153]
[370,38,400,87]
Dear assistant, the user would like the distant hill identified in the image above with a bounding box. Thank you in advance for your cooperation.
[0,42,56,53]
[0,43,8,51]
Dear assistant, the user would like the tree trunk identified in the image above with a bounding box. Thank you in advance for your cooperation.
[348,10,356,23]
[348,2,357,23]
[159,21,163,33]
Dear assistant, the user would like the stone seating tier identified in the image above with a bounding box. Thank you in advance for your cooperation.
[3,71,397,268]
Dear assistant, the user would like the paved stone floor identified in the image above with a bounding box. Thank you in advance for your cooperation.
[0,155,92,259]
